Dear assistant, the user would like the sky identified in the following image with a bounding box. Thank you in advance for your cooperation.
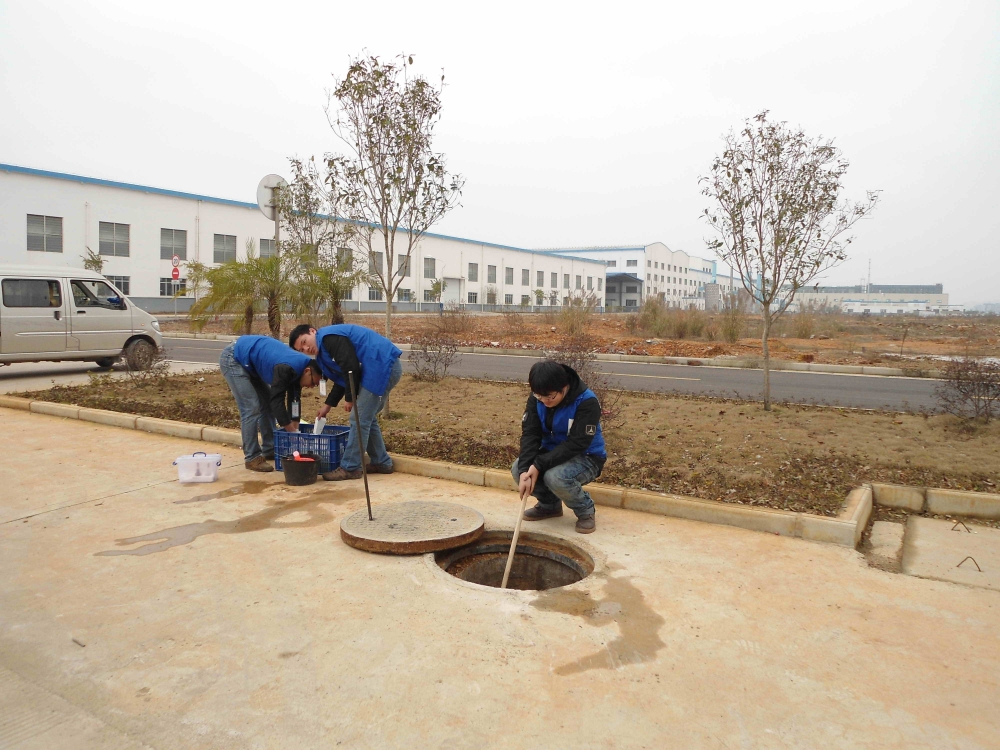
[1,0,998,305]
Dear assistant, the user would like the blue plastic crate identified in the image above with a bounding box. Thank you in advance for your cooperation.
[274,423,350,473]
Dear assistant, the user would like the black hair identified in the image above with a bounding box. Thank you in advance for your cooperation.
[288,323,314,349]
[306,360,322,377]
[528,361,570,395]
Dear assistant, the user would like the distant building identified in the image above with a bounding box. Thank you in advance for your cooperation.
[535,243,735,310]
[788,284,961,315]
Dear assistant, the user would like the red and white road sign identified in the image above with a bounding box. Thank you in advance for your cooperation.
[171,267,180,280]
[171,254,181,268]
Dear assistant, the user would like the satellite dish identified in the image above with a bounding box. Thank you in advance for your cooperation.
[257,174,288,220]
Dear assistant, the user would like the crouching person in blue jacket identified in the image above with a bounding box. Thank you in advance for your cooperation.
[289,323,403,481]
[219,335,322,472]
[512,361,606,534]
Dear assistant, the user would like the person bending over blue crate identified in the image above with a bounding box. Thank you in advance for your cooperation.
[220,335,322,472]
[511,360,606,534]
[289,323,402,481]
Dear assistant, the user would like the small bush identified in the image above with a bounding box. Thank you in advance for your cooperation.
[792,312,815,339]
[409,334,458,382]
[686,309,706,338]
[437,305,473,335]
[559,293,598,337]
[935,357,1000,423]
[704,323,719,341]
[500,309,526,337]
[720,296,747,344]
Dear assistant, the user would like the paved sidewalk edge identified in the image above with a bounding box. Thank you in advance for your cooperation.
[2,398,879,547]
[159,332,942,379]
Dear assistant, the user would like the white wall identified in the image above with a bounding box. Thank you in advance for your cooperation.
[1,166,607,311]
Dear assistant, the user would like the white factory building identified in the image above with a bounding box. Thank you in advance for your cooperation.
[539,244,736,310]
[789,285,961,315]
[0,164,611,314]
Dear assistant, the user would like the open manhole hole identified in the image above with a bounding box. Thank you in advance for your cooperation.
[435,530,594,591]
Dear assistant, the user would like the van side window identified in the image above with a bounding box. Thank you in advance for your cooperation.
[2,279,62,308]
[71,280,123,310]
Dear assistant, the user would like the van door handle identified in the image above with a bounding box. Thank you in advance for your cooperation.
[54,310,61,321]
[77,310,86,314]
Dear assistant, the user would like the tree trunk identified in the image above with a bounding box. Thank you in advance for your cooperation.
[330,296,344,325]
[267,296,280,339]
[761,306,772,411]
[243,305,254,335]
[384,294,393,338]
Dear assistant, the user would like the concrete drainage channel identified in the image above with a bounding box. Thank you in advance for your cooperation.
[435,530,595,591]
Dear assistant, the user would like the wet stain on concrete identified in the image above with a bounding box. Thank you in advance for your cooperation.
[96,489,362,557]
[174,480,273,504]
[531,573,666,675]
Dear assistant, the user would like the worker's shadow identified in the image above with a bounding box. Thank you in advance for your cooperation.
[96,489,361,557]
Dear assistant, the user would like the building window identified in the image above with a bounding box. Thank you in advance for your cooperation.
[503,293,514,305]
[647,260,652,267]
[160,277,186,296]
[505,267,514,285]
[213,234,236,263]
[626,259,638,267]
[369,252,384,275]
[424,289,435,302]
[397,288,412,302]
[654,262,659,269]
[587,277,593,290]
[259,238,275,258]
[575,275,582,289]
[100,222,130,257]
[468,262,478,282]
[607,285,617,293]
[551,272,558,288]
[27,215,63,253]
[2,278,61,307]
[537,270,544,287]
[488,265,497,283]
[521,294,531,306]
[607,260,616,267]
[563,274,570,289]
[468,292,478,304]
[625,299,638,307]
[486,290,497,304]
[597,278,602,291]
[160,228,187,260]
[423,257,436,278]
[521,269,530,286]
[106,275,130,295]
[397,255,411,277]
[337,247,353,267]
[625,285,638,293]
[368,288,383,301]
[647,274,651,281]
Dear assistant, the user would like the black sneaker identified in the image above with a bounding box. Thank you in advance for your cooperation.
[523,504,563,521]
[575,515,596,534]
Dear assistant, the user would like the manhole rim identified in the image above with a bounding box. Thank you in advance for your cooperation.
[424,527,604,594]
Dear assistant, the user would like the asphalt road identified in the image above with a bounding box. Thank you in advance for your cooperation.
[163,338,940,412]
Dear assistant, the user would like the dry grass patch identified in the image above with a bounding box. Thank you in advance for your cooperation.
[25,372,1000,517]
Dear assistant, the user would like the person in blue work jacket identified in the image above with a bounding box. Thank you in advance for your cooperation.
[288,323,403,481]
[511,360,606,534]
[219,335,322,472]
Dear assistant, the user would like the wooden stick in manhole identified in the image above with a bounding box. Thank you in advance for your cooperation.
[501,481,531,589]
[348,370,373,521]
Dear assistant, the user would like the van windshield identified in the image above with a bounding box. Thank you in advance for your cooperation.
[71,280,124,310]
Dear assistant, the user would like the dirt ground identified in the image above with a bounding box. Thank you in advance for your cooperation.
[27,372,1000,517]
[161,309,1000,367]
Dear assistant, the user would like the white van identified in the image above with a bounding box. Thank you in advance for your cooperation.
[0,265,163,369]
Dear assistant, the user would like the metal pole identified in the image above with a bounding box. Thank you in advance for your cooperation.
[272,187,280,253]
[347,370,373,521]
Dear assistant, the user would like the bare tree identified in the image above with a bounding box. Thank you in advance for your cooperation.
[701,111,879,409]
[324,53,465,337]
[274,157,367,325]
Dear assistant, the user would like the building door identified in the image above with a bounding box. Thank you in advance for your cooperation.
[442,277,461,304]
[69,278,133,354]
[0,277,68,354]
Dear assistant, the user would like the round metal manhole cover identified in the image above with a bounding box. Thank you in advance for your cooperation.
[340,501,485,555]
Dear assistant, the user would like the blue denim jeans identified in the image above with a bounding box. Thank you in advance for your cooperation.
[340,358,403,472]
[220,344,275,462]
[510,454,602,518]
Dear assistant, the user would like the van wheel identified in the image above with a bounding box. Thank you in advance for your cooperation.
[93,357,117,369]
[124,339,157,370]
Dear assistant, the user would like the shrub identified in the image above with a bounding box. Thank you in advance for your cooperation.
[935,357,1000,423]
[409,334,458,382]
[792,312,814,339]
[436,304,474,335]
[500,309,526,337]
[720,296,747,344]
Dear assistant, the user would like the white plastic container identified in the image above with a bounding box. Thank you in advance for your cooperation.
[173,451,222,483]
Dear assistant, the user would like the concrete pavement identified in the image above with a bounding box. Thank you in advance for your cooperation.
[1,407,998,748]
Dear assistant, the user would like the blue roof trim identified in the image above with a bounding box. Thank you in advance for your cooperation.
[536,247,646,254]
[1,163,263,210]
[0,162,605,263]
